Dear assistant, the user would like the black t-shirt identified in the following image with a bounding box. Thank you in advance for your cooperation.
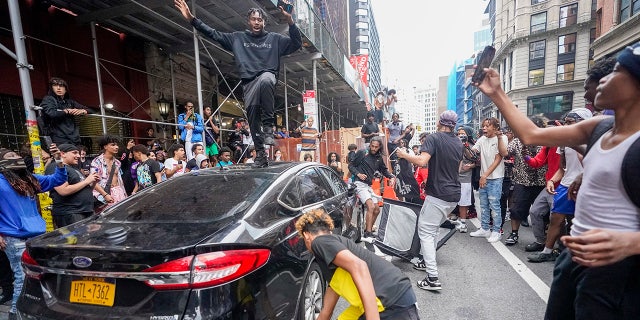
[360,122,380,143]
[420,131,463,202]
[186,158,198,171]
[136,159,161,190]
[311,234,413,309]
[45,162,94,216]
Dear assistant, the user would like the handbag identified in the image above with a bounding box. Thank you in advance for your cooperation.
[94,161,116,211]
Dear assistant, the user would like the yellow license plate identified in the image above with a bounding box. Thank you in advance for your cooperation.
[69,278,116,306]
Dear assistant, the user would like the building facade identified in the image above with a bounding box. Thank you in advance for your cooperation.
[592,0,640,59]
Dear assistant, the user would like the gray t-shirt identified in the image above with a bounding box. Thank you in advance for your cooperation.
[420,131,463,202]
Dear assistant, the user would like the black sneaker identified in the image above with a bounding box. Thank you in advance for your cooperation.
[525,242,545,252]
[0,291,12,305]
[505,232,519,245]
[417,276,441,291]
[252,152,269,168]
[412,259,426,271]
[362,231,376,243]
[527,251,557,263]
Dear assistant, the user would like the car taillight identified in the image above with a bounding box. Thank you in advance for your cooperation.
[143,249,270,290]
[22,250,43,279]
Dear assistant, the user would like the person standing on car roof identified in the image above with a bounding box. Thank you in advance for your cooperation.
[175,0,302,168]
[296,208,420,320]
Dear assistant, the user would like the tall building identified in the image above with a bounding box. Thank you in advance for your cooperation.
[400,86,437,146]
[592,0,640,59]
[349,0,383,107]
[489,0,597,121]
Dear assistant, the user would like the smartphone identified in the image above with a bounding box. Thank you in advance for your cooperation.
[178,160,183,165]
[471,45,496,83]
[43,136,53,150]
[277,0,294,13]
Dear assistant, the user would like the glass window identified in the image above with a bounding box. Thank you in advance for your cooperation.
[531,12,547,33]
[527,93,573,118]
[318,167,348,195]
[280,177,302,209]
[529,69,545,86]
[529,40,546,60]
[624,0,640,22]
[558,33,577,54]
[532,0,547,4]
[560,3,578,27]
[299,167,334,206]
[557,63,575,82]
[355,22,369,30]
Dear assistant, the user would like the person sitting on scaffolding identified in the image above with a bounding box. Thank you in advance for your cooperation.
[175,0,302,168]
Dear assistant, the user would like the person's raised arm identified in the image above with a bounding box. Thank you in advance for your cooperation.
[174,0,194,21]
[397,147,431,168]
[475,68,597,147]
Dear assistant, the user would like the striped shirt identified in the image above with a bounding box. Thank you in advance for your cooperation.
[301,126,318,150]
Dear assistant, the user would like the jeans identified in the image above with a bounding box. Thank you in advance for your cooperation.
[417,196,457,278]
[479,177,503,232]
[4,236,26,313]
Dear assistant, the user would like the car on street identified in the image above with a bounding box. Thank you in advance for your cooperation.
[18,162,355,319]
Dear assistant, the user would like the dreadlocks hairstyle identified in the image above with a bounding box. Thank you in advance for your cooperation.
[247,7,267,23]
[295,208,334,238]
[369,136,386,156]
[0,168,41,198]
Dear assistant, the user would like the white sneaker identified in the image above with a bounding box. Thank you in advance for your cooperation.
[455,222,468,233]
[487,231,502,243]
[470,228,491,238]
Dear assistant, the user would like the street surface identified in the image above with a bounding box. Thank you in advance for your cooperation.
[0,215,556,320]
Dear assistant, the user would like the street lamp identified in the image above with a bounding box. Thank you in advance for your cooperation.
[157,93,171,121]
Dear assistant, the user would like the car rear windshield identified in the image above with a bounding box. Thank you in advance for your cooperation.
[101,171,277,223]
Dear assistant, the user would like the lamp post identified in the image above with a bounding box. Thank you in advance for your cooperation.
[157,94,171,144]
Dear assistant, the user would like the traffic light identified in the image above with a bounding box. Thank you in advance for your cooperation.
[416,125,422,131]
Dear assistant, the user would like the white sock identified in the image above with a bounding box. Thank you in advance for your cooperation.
[460,219,466,224]
[541,247,553,254]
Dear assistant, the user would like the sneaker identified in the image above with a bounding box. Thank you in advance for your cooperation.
[527,251,557,263]
[500,228,504,235]
[525,242,545,252]
[362,231,376,243]
[263,127,275,146]
[456,222,468,233]
[487,231,502,243]
[505,232,519,245]
[417,276,442,291]
[252,152,269,168]
[413,259,426,271]
[469,228,491,238]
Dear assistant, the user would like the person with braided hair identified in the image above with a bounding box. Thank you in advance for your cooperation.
[0,146,67,318]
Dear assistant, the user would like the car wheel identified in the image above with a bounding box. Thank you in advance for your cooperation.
[298,262,324,320]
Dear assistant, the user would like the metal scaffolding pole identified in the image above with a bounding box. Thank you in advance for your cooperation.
[170,53,179,140]
[192,1,204,117]
[313,59,319,132]
[284,63,289,131]
[90,22,107,134]
[7,0,40,171]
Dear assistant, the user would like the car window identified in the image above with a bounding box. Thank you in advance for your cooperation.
[299,167,334,206]
[280,177,302,209]
[319,167,347,195]
[102,172,277,222]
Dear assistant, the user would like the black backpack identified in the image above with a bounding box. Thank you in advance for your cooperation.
[586,117,640,208]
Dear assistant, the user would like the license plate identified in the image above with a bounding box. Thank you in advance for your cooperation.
[69,277,116,306]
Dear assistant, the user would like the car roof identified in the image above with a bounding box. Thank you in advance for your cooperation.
[195,161,322,175]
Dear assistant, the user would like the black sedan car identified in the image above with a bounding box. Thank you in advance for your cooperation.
[18,162,355,319]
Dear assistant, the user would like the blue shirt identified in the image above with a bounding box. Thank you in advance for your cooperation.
[0,166,67,238]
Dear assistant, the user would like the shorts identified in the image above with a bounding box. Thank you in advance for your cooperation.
[206,143,219,157]
[551,184,575,215]
[458,182,472,206]
[354,181,380,204]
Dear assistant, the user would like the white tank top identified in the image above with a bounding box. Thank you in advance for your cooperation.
[571,130,640,236]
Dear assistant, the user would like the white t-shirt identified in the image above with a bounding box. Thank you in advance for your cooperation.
[473,135,508,179]
[164,158,185,177]
[185,122,193,142]
[559,147,583,187]
[571,130,640,235]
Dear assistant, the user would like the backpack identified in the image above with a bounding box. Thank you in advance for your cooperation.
[586,117,640,208]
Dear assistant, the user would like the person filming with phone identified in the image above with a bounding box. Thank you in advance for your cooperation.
[174,0,302,168]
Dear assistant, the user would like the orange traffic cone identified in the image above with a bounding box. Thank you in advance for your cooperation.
[382,177,398,201]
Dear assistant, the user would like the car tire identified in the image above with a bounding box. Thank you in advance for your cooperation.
[297,261,325,320]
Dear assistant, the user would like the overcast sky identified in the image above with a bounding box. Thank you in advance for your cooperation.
[369,0,489,90]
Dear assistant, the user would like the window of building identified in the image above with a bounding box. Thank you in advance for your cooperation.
[558,33,577,54]
[527,93,573,119]
[356,35,369,43]
[557,63,575,82]
[355,22,369,30]
[531,0,547,4]
[589,28,596,69]
[529,69,545,86]
[529,40,546,60]
[355,8,368,16]
[560,3,578,27]
[531,12,547,33]
[620,0,640,22]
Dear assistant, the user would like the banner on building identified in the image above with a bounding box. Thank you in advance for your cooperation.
[349,54,369,87]
[302,90,318,130]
